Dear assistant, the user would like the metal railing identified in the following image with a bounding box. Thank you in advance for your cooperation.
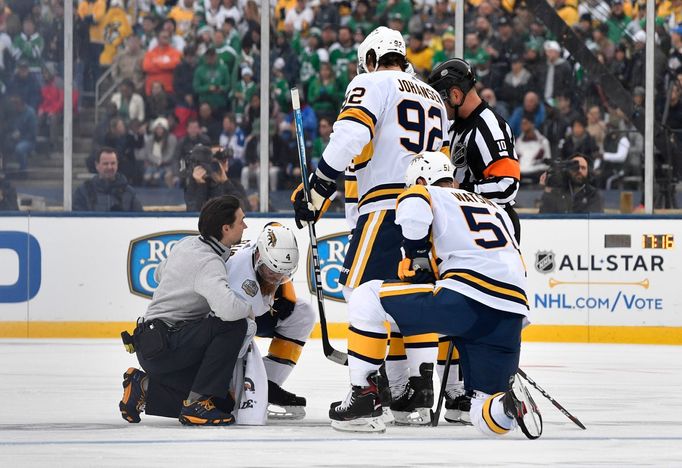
[94,66,122,126]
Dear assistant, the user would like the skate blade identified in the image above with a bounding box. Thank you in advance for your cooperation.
[512,377,543,439]
[267,404,306,420]
[444,409,472,425]
[381,407,395,425]
[392,408,432,426]
[331,416,386,433]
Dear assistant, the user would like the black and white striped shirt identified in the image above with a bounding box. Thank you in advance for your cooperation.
[448,101,520,206]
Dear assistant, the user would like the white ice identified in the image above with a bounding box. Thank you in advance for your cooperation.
[1,339,681,467]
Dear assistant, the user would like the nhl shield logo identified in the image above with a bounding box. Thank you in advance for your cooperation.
[308,232,350,302]
[127,231,196,298]
[535,251,555,274]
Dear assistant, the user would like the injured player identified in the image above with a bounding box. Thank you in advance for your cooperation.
[225,223,315,420]
[329,151,543,439]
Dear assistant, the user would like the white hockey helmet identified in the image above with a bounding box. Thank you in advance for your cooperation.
[405,151,455,187]
[255,223,299,279]
[357,26,406,73]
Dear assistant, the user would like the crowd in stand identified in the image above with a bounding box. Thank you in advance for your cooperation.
[0,0,682,211]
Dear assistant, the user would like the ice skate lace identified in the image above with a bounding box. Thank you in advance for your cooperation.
[337,388,357,411]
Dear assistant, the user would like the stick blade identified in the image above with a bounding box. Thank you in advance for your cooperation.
[325,348,348,366]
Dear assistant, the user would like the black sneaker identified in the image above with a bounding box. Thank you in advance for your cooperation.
[119,368,147,423]
[390,363,434,425]
[502,374,543,439]
[330,372,385,433]
[444,392,472,425]
[179,397,235,426]
[268,381,306,420]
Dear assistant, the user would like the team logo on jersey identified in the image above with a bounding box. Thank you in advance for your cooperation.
[451,142,467,168]
[127,231,195,298]
[535,251,556,274]
[307,232,351,302]
[242,279,259,297]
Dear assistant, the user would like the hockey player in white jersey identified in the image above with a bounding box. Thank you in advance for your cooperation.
[329,152,542,439]
[292,26,450,424]
[225,223,315,420]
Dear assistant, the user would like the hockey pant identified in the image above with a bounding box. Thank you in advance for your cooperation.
[255,298,315,386]
[346,280,523,437]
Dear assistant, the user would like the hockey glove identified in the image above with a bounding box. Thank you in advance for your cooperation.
[290,173,336,229]
[398,237,436,284]
[271,284,296,321]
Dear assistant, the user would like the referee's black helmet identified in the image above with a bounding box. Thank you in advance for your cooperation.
[428,58,477,100]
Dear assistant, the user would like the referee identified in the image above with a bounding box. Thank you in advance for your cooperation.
[428,58,522,242]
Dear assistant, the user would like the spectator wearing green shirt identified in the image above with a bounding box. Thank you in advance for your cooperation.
[433,30,456,68]
[347,0,376,35]
[311,117,332,168]
[12,16,43,75]
[213,30,239,92]
[272,58,291,113]
[299,28,325,87]
[464,32,490,69]
[377,0,412,34]
[329,26,357,77]
[307,61,341,119]
[232,66,257,122]
[193,47,230,114]
[606,0,631,45]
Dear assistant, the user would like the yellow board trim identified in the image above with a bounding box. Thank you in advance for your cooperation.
[1,323,682,345]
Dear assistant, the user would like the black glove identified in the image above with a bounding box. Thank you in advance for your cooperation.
[271,287,296,321]
[398,237,436,284]
[291,173,336,229]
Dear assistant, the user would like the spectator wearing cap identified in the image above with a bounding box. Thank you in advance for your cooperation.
[98,0,131,66]
[486,16,525,89]
[299,28,325,86]
[168,0,196,38]
[142,30,182,96]
[110,79,145,123]
[606,0,631,44]
[272,57,291,113]
[307,61,341,119]
[176,117,211,170]
[406,32,434,76]
[193,46,230,114]
[7,60,41,110]
[516,111,551,183]
[432,29,456,67]
[386,12,406,34]
[213,30,239,89]
[12,16,43,76]
[498,53,532,110]
[329,26,356,77]
[285,0,314,32]
[231,66,254,120]
[111,35,145,93]
[536,40,574,105]
[560,115,599,164]
[629,29,666,92]
[148,18,185,52]
[142,117,178,187]
[378,0,413,33]
[347,0,374,35]
[221,18,241,53]
[195,25,215,57]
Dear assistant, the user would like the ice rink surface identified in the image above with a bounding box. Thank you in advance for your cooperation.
[1,339,681,467]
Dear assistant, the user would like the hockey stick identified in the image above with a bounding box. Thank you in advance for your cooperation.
[291,88,348,366]
[430,338,455,426]
[517,368,586,430]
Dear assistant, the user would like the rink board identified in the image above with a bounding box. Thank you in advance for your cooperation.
[0,214,680,344]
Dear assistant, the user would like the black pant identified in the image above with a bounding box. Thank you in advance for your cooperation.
[504,204,521,244]
[136,316,247,418]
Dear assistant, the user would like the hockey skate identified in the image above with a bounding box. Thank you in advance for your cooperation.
[329,372,386,433]
[444,391,472,425]
[502,374,543,439]
[267,381,306,420]
[377,364,395,424]
[390,363,434,425]
[119,367,146,423]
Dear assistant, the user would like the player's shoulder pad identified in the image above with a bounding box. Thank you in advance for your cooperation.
[397,184,432,206]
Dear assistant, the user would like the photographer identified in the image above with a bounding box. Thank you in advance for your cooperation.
[183,144,248,212]
[539,153,604,214]
[119,196,252,426]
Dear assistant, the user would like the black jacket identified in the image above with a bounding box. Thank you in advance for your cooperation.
[0,179,18,211]
[184,177,249,212]
[539,183,604,214]
[73,173,143,212]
